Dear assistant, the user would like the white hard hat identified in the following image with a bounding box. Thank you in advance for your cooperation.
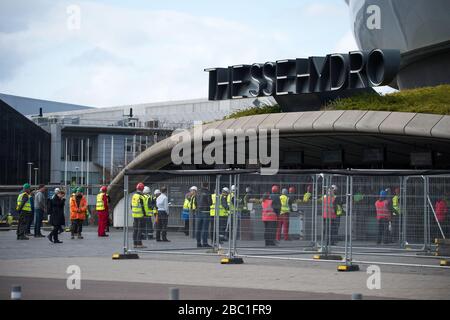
[231,185,236,192]
[222,187,230,193]
[54,188,60,193]
[143,186,151,194]
[245,187,251,193]
[154,189,161,195]
[282,188,288,195]
[190,186,198,191]
[331,185,337,191]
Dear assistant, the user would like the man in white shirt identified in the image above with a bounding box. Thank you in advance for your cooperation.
[156,187,170,242]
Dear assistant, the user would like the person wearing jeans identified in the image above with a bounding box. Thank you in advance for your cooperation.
[195,183,212,248]
[34,184,47,237]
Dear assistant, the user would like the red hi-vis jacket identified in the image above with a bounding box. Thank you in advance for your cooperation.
[375,199,391,221]
[435,199,448,223]
[323,195,336,219]
[262,199,277,222]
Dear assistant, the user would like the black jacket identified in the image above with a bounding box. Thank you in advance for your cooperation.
[196,188,212,212]
[270,193,282,215]
[49,196,66,226]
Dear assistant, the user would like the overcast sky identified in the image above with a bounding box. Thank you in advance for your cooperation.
[0,0,362,107]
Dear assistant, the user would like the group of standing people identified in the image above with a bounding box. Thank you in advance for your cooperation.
[15,183,111,243]
[131,183,169,248]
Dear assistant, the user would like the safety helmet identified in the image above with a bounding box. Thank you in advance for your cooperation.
[143,186,151,194]
[100,186,107,192]
[282,188,288,195]
[231,185,236,192]
[245,187,251,193]
[136,183,145,191]
[23,183,31,190]
[380,190,387,197]
[271,185,280,193]
[154,189,161,195]
[222,187,230,193]
[190,186,198,192]
[331,185,337,191]
[54,187,61,194]
[288,186,296,194]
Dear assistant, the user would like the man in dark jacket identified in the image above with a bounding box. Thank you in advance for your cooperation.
[48,190,65,243]
[195,182,212,248]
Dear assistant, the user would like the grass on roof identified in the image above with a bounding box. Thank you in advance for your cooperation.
[223,85,450,119]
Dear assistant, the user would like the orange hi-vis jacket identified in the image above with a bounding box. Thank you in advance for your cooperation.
[323,195,336,219]
[375,199,391,221]
[262,199,277,222]
[70,195,88,220]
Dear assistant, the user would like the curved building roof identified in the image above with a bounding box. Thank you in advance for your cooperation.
[108,110,450,206]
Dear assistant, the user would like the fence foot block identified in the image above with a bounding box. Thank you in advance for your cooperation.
[440,260,449,266]
[313,254,342,261]
[338,264,360,272]
[221,257,244,264]
[112,253,139,260]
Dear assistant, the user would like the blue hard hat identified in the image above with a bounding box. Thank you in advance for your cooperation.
[380,190,387,197]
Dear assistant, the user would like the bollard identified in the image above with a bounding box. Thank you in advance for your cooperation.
[351,293,363,300]
[11,285,22,300]
[169,287,179,300]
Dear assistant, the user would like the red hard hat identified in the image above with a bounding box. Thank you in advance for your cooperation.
[101,186,107,192]
[136,183,145,191]
[288,186,296,194]
[271,185,280,193]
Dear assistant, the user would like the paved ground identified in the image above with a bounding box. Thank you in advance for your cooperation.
[1,228,449,300]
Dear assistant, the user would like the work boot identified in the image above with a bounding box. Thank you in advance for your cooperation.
[197,243,203,248]
[18,236,29,240]
[162,238,171,242]
[202,243,212,248]
[47,234,54,243]
[77,234,84,239]
[54,240,63,244]
[34,234,45,238]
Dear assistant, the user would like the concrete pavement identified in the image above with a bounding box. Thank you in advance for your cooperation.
[0,228,449,300]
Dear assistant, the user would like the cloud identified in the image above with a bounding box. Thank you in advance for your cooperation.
[333,30,359,53]
[303,2,347,17]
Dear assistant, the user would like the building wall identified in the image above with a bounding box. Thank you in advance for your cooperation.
[0,100,51,185]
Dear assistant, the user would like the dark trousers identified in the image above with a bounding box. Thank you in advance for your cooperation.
[34,209,44,235]
[377,219,390,244]
[184,219,189,235]
[156,211,168,240]
[71,219,83,236]
[17,212,30,238]
[196,212,210,245]
[323,218,339,245]
[133,217,145,245]
[219,216,228,240]
[264,221,277,245]
[142,216,153,239]
[49,225,61,242]
[26,212,34,234]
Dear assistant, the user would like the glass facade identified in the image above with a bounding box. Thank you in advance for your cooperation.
[0,100,51,185]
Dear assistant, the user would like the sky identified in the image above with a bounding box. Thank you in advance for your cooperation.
[0,0,364,107]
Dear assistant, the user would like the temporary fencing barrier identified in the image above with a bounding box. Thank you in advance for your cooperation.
[116,169,450,270]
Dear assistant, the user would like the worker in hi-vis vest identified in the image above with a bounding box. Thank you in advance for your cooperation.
[16,183,33,240]
[131,182,146,248]
[276,188,293,241]
[210,187,229,242]
[96,186,109,237]
[142,186,154,240]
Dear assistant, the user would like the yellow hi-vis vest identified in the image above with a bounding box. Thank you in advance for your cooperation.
[183,197,191,210]
[303,192,312,203]
[280,195,290,214]
[210,194,227,217]
[16,192,32,212]
[143,194,153,217]
[392,195,400,215]
[190,195,197,211]
[227,193,235,214]
[131,193,145,218]
[96,192,106,211]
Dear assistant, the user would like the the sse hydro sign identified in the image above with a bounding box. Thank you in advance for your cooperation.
[205,49,400,101]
